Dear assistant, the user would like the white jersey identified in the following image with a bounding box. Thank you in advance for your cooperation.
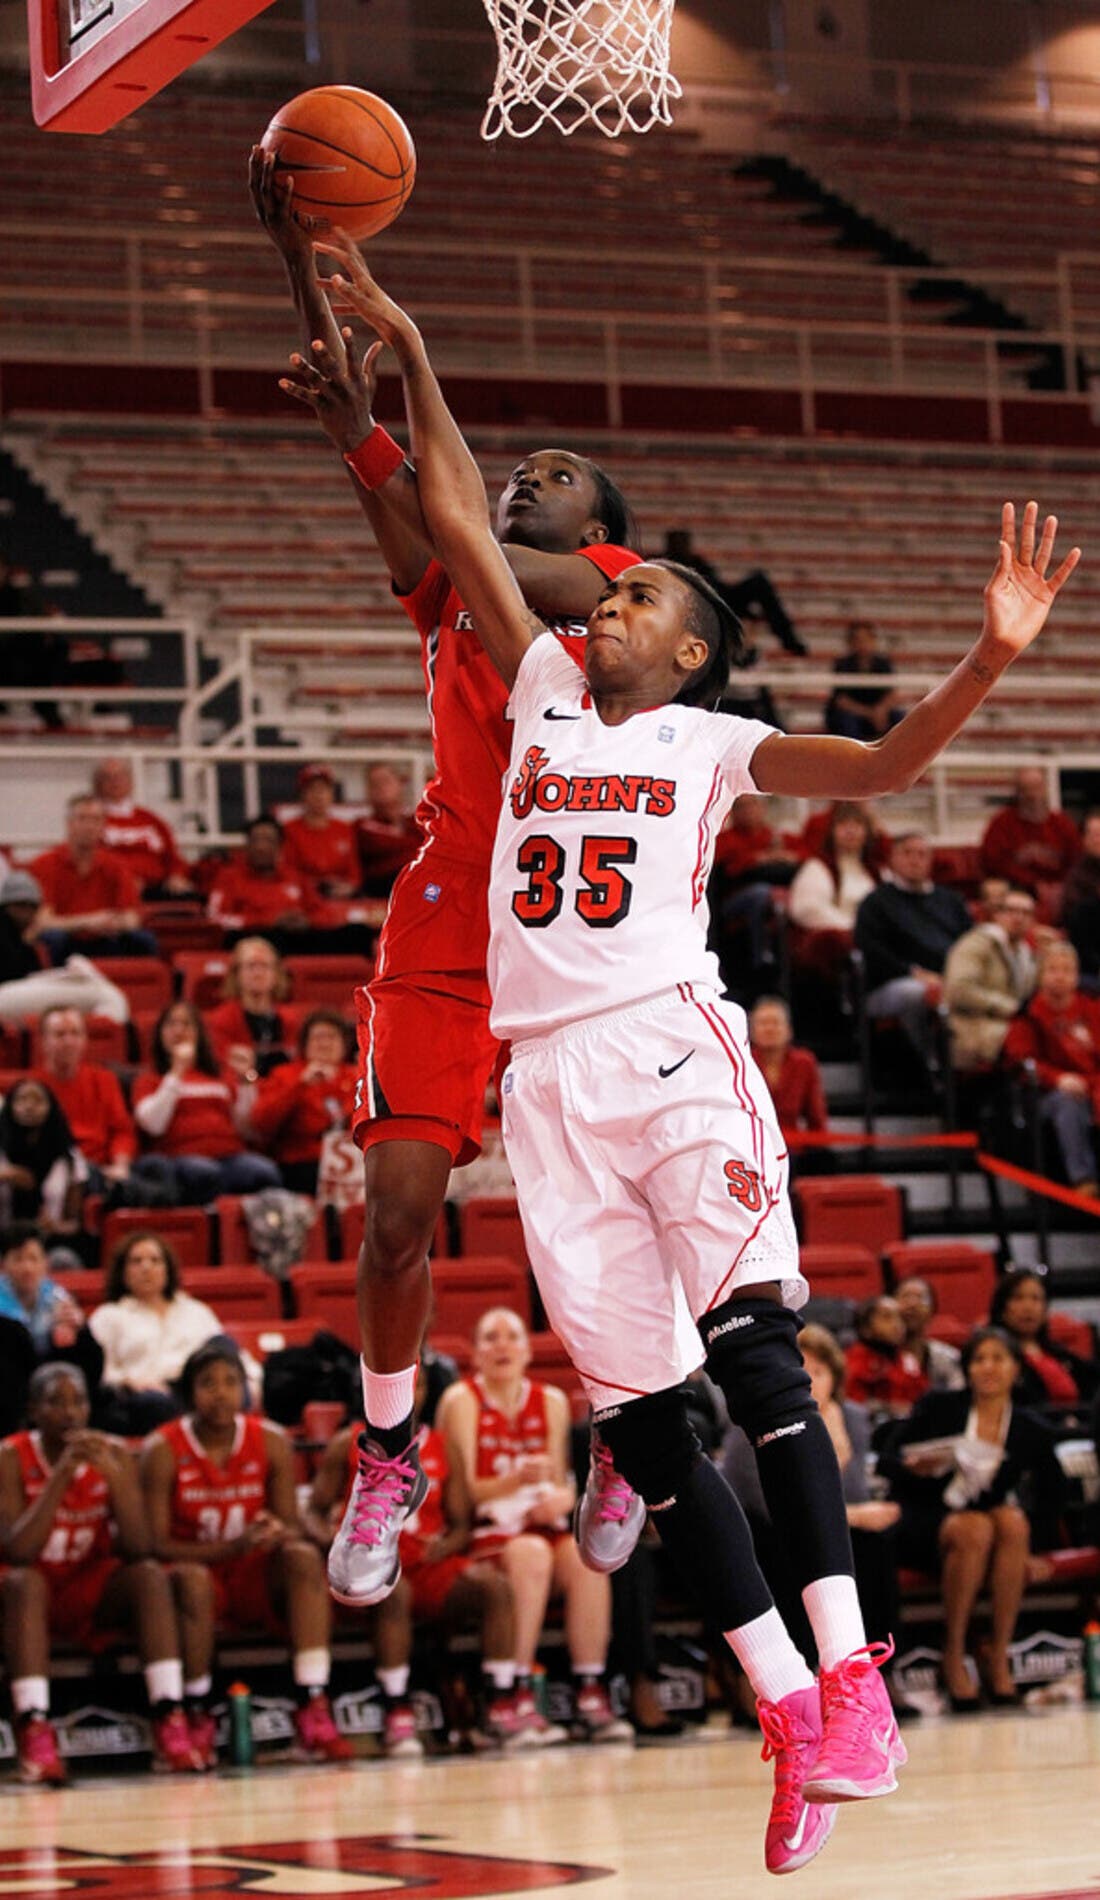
[488,638,776,1042]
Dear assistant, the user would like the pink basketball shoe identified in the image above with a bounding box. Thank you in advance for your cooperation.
[802,1641,907,1804]
[757,1684,838,1876]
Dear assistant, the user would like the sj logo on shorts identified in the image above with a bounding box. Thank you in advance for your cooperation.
[724,1160,763,1212]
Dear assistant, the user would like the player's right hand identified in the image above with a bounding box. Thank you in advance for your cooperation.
[278,329,381,457]
[248,146,322,264]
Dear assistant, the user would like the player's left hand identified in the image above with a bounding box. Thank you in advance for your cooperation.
[279,327,381,456]
[982,500,1080,658]
[248,145,329,263]
[313,232,416,351]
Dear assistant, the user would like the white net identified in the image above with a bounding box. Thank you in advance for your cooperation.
[480,0,681,140]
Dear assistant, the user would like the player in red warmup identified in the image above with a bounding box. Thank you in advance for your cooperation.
[0,1363,204,1782]
[141,1339,352,1766]
[327,247,1081,1875]
[251,151,641,1613]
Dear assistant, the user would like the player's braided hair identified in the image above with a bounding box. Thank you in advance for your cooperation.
[653,559,743,708]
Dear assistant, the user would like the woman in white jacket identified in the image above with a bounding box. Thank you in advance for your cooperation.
[788,803,880,989]
[89,1231,223,1435]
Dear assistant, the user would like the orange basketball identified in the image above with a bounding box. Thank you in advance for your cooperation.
[260,85,416,241]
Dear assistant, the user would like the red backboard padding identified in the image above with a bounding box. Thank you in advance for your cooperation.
[29,0,279,132]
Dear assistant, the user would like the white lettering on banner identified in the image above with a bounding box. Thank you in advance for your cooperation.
[317,1129,364,1210]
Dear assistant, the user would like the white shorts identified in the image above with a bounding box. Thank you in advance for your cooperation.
[501,983,807,1411]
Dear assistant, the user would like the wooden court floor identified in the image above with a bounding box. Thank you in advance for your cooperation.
[2,1708,1099,1899]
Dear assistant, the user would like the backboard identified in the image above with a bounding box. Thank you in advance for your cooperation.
[28,0,278,132]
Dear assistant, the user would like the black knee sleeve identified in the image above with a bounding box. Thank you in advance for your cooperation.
[594,1387,702,1509]
[700,1296,813,1437]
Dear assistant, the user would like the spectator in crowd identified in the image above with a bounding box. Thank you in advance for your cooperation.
[722,1325,904,1705]
[88,1232,225,1435]
[825,620,902,741]
[979,767,1080,918]
[942,884,1038,1071]
[0,1362,204,1782]
[748,996,828,1138]
[132,1002,282,1204]
[877,1327,1066,1709]
[30,795,158,964]
[33,1004,137,1196]
[710,794,798,995]
[207,815,319,942]
[0,872,130,1025]
[308,1353,522,1754]
[92,758,194,897]
[356,763,422,899]
[787,801,879,983]
[1061,809,1100,982]
[282,764,361,900]
[248,1010,358,1196]
[437,1308,632,1746]
[893,1278,965,1394]
[0,1221,102,1394]
[975,875,1010,922]
[797,802,892,876]
[987,1267,1099,1415]
[662,529,807,658]
[1003,941,1100,1193]
[844,1296,929,1424]
[205,936,301,1082]
[0,1080,87,1235]
[140,1337,353,1765]
[854,832,971,1074]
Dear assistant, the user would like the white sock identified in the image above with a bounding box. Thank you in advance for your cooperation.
[361,1359,417,1433]
[802,1575,866,1671]
[571,1662,603,1680]
[293,1647,331,1691]
[145,1658,183,1707]
[377,1665,410,1700]
[185,1675,212,1702]
[483,1661,515,1692]
[726,1608,815,1705]
[12,1677,49,1718]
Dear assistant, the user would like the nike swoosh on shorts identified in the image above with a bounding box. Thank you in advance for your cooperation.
[658,1051,694,1078]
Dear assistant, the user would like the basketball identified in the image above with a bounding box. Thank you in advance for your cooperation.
[260,85,416,241]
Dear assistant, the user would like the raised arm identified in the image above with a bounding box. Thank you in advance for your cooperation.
[752,503,1079,799]
[316,235,543,687]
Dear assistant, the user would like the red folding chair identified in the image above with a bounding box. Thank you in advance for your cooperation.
[100,1205,212,1270]
[799,1243,883,1302]
[882,1241,996,1324]
[180,1265,282,1323]
[283,954,372,1012]
[172,950,232,1008]
[288,1262,359,1348]
[457,1196,527,1268]
[794,1176,905,1252]
[215,1194,328,1266]
[430,1257,530,1337]
[90,957,173,1016]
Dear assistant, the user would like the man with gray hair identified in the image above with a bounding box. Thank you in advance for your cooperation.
[854,832,971,1073]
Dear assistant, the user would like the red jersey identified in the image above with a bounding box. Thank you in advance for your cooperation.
[158,1413,268,1548]
[281,816,359,893]
[32,1062,136,1166]
[1004,989,1100,1101]
[399,545,639,867]
[356,814,423,895]
[844,1342,928,1413]
[7,1429,116,1580]
[249,1058,358,1164]
[207,860,340,933]
[751,1044,828,1136]
[205,1000,302,1071]
[101,803,188,889]
[463,1375,565,1546]
[133,1068,242,1158]
[30,845,141,918]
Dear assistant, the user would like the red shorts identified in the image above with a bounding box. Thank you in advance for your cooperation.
[404,1552,478,1621]
[352,851,499,1167]
[46,1557,124,1648]
[211,1548,283,1635]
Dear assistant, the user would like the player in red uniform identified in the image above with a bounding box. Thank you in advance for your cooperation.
[0,1363,204,1783]
[437,1309,632,1746]
[307,1354,517,1753]
[140,1339,352,1765]
[250,152,641,1613]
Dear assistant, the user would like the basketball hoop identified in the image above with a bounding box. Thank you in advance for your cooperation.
[480,0,681,140]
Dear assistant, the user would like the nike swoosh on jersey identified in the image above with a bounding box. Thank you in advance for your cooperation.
[658,1051,694,1078]
[543,708,582,721]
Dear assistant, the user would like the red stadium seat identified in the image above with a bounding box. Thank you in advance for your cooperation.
[527,1330,587,1419]
[172,950,232,1008]
[1047,1310,1096,1360]
[91,956,173,1016]
[339,1200,451,1261]
[927,1312,972,1349]
[150,915,226,955]
[180,1265,282,1323]
[457,1196,527,1269]
[794,1176,904,1252]
[428,1331,474,1370]
[48,1267,104,1313]
[215,1193,328,1266]
[283,954,372,1012]
[289,1262,358,1347]
[429,1257,530,1338]
[100,1205,212,1270]
[227,1316,316,1360]
[882,1241,997,1324]
[0,1024,26,1067]
[799,1243,883,1302]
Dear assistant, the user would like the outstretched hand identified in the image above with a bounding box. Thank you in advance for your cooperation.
[248,145,328,265]
[313,230,418,356]
[278,326,383,455]
[982,500,1080,658]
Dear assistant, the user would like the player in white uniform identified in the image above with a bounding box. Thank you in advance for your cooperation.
[317,233,1079,1878]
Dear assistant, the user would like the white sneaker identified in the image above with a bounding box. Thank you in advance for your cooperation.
[574,1434,646,1574]
[327,1433,428,1608]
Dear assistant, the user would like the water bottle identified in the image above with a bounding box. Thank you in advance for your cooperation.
[1083,1623,1100,1702]
[227,1681,254,1765]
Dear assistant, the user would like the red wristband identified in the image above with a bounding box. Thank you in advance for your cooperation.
[344,426,405,491]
